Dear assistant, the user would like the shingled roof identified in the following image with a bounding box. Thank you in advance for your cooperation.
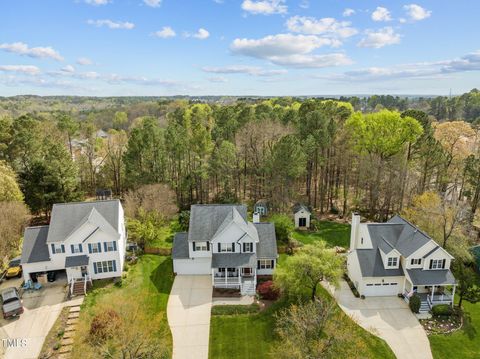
[21,226,50,264]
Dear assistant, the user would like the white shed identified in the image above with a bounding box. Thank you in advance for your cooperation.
[293,204,311,229]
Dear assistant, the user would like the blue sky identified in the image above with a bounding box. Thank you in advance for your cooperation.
[0,0,479,96]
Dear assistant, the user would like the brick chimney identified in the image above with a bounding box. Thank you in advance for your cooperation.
[350,212,360,250]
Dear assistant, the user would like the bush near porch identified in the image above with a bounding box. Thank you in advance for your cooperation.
[69,255,174,359]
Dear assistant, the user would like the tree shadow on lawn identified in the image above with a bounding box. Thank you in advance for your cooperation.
[461,311,477,340]
[149,256,174,296]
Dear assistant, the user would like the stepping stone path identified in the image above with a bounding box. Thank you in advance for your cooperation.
[56,304,84,356]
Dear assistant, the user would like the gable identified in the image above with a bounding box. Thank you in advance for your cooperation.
[62,208,120,244]
[210,221,258,244]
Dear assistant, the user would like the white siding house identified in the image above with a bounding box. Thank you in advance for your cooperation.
[21,200,126,288]
[347,213,456,313]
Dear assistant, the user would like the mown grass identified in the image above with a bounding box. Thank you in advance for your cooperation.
[291,220,350,248]
[70,255,173,358]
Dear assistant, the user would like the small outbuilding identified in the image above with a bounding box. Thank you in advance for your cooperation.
[292,203,311,229]
[254,199,269,216]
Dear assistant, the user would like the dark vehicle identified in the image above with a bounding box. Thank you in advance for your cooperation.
[47,271,57,282]
[1,287,23,319]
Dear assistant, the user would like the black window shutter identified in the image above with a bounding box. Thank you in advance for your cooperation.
[442,259,446,269]
[411,258,414,265]
[257,261,260,269]
[218,243,221,252]
[51,244,55,253]
[271,260,274,268]
[243,243,246,252]
[419,259,421,265]
[88,243,92,253]
[61,245,65,253]
[79,244,83,253]
[232,243,235,252]
[207,241,210,251]
[429,259,433,269]
[192,242,196,251]
[71,244,74,253]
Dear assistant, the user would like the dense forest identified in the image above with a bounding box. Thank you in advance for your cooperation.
[1,89,480,266]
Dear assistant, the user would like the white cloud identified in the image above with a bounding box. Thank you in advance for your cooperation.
[343,8,355,17]
[404,4,431,21]
[371,6,392,22]
[144,0,162,8]
[0,42,63,61]
[0,65,41,75]
[85,0,110,5]
[193,28,210,40]
[286,16,357,38]
[202,65,287,76]
[299,0,309,9]
[241,0,287,15]
[77,57,93,65]
[87,19,135,30]
[231,33,352,68]
[208,76,228,83]
[324,50,480,82]
[153,26,176,38]
[61,65,75,73]
[357,27,400,48]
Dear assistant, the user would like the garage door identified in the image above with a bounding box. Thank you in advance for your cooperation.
[173,258,211,275]
[363,282,399,296]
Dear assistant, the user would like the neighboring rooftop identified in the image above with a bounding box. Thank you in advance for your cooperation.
[292,203,310,213]
[254,223,277,258]
[47,200,120,243]
[21,226,51,264]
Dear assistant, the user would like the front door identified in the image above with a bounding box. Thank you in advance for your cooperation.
[81,265,88,277]
[242,267,252,277]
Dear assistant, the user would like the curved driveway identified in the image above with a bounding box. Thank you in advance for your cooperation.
[167,275,212,359]
[324,281,433,359]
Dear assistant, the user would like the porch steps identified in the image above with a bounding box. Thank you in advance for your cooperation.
[419,302,430,313]
[241,281,256,296]
[72,281,87,296]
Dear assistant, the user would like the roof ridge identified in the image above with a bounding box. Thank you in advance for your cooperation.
[393,215,433,241]
[25,225,50,229]
[53,199,120,207]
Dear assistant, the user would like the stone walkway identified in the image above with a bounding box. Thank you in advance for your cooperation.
[167,276,212,359]
[212,295,254,306]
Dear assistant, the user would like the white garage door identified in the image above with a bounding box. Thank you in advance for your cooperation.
[173,258,211,275]
[363,281,399,296]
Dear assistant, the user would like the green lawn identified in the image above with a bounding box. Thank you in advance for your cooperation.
[209,286,395,359]
[292,220,350,248]
[429,297,480,359]
[71,255,174,357]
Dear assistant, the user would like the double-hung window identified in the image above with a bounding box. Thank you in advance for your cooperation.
[104,241,117,252]
[430,259,444,269]
[220,243,234,252]
[51,244,65,254]
[387,257,398,267]
[243,243,253,253]
[88,242,102,254]
[410,258,422,265]
[71,244,83,254]
[195,241,208,251]
[94,260,116,274]
[258,259,273,269]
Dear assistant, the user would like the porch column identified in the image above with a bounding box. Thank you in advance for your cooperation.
[238,269,241,285]
[211,268,214,286]
[225,268,227,286]
[431,285,435,303]
[451,285,456,306]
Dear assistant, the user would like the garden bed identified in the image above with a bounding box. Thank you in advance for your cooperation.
[212,287,241,297]
[39,306,70,359]
[420,308,463,335]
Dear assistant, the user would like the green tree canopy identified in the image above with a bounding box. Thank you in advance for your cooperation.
[0,161,23,202]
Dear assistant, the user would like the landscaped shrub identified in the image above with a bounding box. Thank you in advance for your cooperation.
[409,294,421,313]
[343,273,360,298]
[89,309,122,343]
[257,280,279,300]
[211,304,260,315]
[432,304,453,317]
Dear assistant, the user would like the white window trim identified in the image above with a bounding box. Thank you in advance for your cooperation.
[244,243,253,253]
[220,243,234,253]
[105,241,115,252]
[431,259,443,269]
[96,260,115,274]
[259,259,272,269]
[53,244,63,254]
[72,244,82,254]
[387,257,398,267]
[91,242,101,253]
[195,241,208,251]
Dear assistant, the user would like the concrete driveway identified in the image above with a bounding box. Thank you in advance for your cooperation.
[167,275,212,359]
[324,281,432,359]
[0,275,82,359]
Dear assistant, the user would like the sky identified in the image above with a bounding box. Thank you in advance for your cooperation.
[0,0,479,96]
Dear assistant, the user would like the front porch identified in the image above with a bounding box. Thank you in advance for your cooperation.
[211,267,256,295]
[403,283,456,312]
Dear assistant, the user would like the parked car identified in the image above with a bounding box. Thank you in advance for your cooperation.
[1,287,23,319]
[47,271,57,282]
[5,257,22,279]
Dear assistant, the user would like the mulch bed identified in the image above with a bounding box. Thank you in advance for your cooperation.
[212,288,241,297]
[420,310,463,335]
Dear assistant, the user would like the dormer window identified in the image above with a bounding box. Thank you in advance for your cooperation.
[429,259,445,269]
[194,241,209,251]
[411,258,422,265]
[387,257,398,267]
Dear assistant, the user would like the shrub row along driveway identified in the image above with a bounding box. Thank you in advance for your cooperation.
[325,280,432,359]
[167,275,212,359]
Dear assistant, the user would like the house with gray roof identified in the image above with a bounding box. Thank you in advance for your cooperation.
[20,200,126,294]
[172,204,278,295]
[347,213,456,313]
